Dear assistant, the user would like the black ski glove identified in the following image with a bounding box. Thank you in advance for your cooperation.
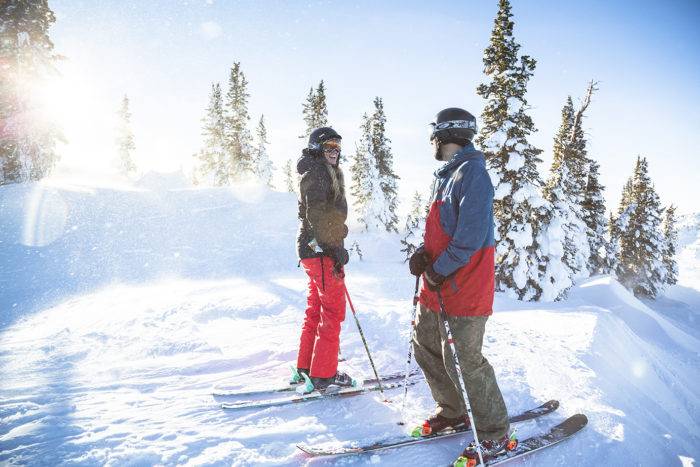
[409,246,429,276]
[423,263,446,291]
[327,247,349,275]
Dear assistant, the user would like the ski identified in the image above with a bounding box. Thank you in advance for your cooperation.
[452,413,588,466]
[213,368,420,398]
[220,376,422,411]
[297,399,559,457]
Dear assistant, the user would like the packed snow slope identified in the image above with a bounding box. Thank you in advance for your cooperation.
[1,179,698,466]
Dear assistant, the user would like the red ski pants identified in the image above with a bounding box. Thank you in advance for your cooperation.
[296,256,346,378]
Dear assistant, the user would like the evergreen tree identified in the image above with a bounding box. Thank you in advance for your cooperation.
[476,0,564,300]
[583,158,608,274]
[1,0,60,184]
[543,96,578,285]
[350,98,400,232]
[544,82,599,280]
[400,191,427,261]
[615,157,666,298]
[300,80,329,140]
[370,97,400,231]
[224,62,254,181]
[282,158,296,193]
[253,115,273,187]
[194,83,227,185]
[115,95,136,177]
[661,205,679,286]
[609,177,634,273]
[350,115,378,230]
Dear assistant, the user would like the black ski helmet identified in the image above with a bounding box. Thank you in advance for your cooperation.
[308,127,342,153]
[429,108,477,146]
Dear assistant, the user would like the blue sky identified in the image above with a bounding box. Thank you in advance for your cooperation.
[49,0,700,214]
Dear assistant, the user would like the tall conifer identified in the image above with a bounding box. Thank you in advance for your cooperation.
[194,83,227,185]
[300,80,329,140]
[224,62,254,180]
[1,0,60,184]
[253,115,273,187]
[476,0,564,300]
[282,159,296,193]
[661,205,679,286]
[116,95,136,177]
[350,98,399,232]
[616,157,666,298]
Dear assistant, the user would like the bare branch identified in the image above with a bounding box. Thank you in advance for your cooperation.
[569,80,600,142]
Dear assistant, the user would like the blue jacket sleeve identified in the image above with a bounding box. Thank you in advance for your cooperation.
[432,165,494,277]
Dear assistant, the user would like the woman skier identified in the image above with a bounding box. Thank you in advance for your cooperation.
[292,127,353,392]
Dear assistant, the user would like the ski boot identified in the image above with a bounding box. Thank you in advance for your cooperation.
[453,431,518,467]
[411,414,470,438]
[311,371,357,392]
[289,366,309,384]
[296,371,357,394]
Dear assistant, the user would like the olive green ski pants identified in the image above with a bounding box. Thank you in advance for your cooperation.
[412,303,510,441]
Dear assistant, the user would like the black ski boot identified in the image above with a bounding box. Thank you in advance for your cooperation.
[412,414,470,437]
[454,433,518,466]
[311,371,356,393]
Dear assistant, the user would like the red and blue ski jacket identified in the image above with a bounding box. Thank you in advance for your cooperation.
[419,143,495,317]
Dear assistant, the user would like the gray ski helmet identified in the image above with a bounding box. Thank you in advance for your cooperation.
[308,127,342,153]
[429,108,477,145]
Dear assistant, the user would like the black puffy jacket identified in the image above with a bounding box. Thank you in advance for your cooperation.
[296,151,349,262]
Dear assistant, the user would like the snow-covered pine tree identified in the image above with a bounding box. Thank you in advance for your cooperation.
[253,115,273,187]
[400,191,427,261]
[350,115,377,231]
[115,95,136,177]
[370,97,399,232]
[350,98,399,232]
[607,210,620,273]
[583,158,609,274]
[300,80,329,140]
[609,177,633,272]
[1,0,60,184]
[542,96,578,287]
[194,83,227,185]
[661,204,679,286]
[282,159,296,193]
[544,82,599,282]
[476,0,565,301]
[616,156,666,298]
[224,62,254,181]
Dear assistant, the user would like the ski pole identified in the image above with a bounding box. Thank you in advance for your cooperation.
[344,285,387,401]
[436,289,484,466]
[398,275,420,425]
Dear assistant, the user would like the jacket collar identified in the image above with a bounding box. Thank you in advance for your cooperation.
[435,142,483,178]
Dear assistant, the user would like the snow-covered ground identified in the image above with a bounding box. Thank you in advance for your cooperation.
[1,180,698,466]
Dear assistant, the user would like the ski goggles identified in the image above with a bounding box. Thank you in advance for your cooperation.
[322,140,341,154]
[429,119,478,140]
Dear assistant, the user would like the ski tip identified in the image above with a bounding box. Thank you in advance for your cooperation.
[569,413,588,426]
[546,399,560,410]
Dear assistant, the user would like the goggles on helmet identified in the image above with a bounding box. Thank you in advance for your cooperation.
[429,119,478,141]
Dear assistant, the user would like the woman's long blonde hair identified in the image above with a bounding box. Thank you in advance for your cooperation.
[325,162,345,201]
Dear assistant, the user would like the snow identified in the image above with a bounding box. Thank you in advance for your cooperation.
[504,152,525,172]
[1,182,699,465]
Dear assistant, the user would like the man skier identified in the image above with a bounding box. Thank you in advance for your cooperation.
[409,108,512,463]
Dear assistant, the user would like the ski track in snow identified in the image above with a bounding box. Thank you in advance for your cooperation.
[1,181,699,466]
